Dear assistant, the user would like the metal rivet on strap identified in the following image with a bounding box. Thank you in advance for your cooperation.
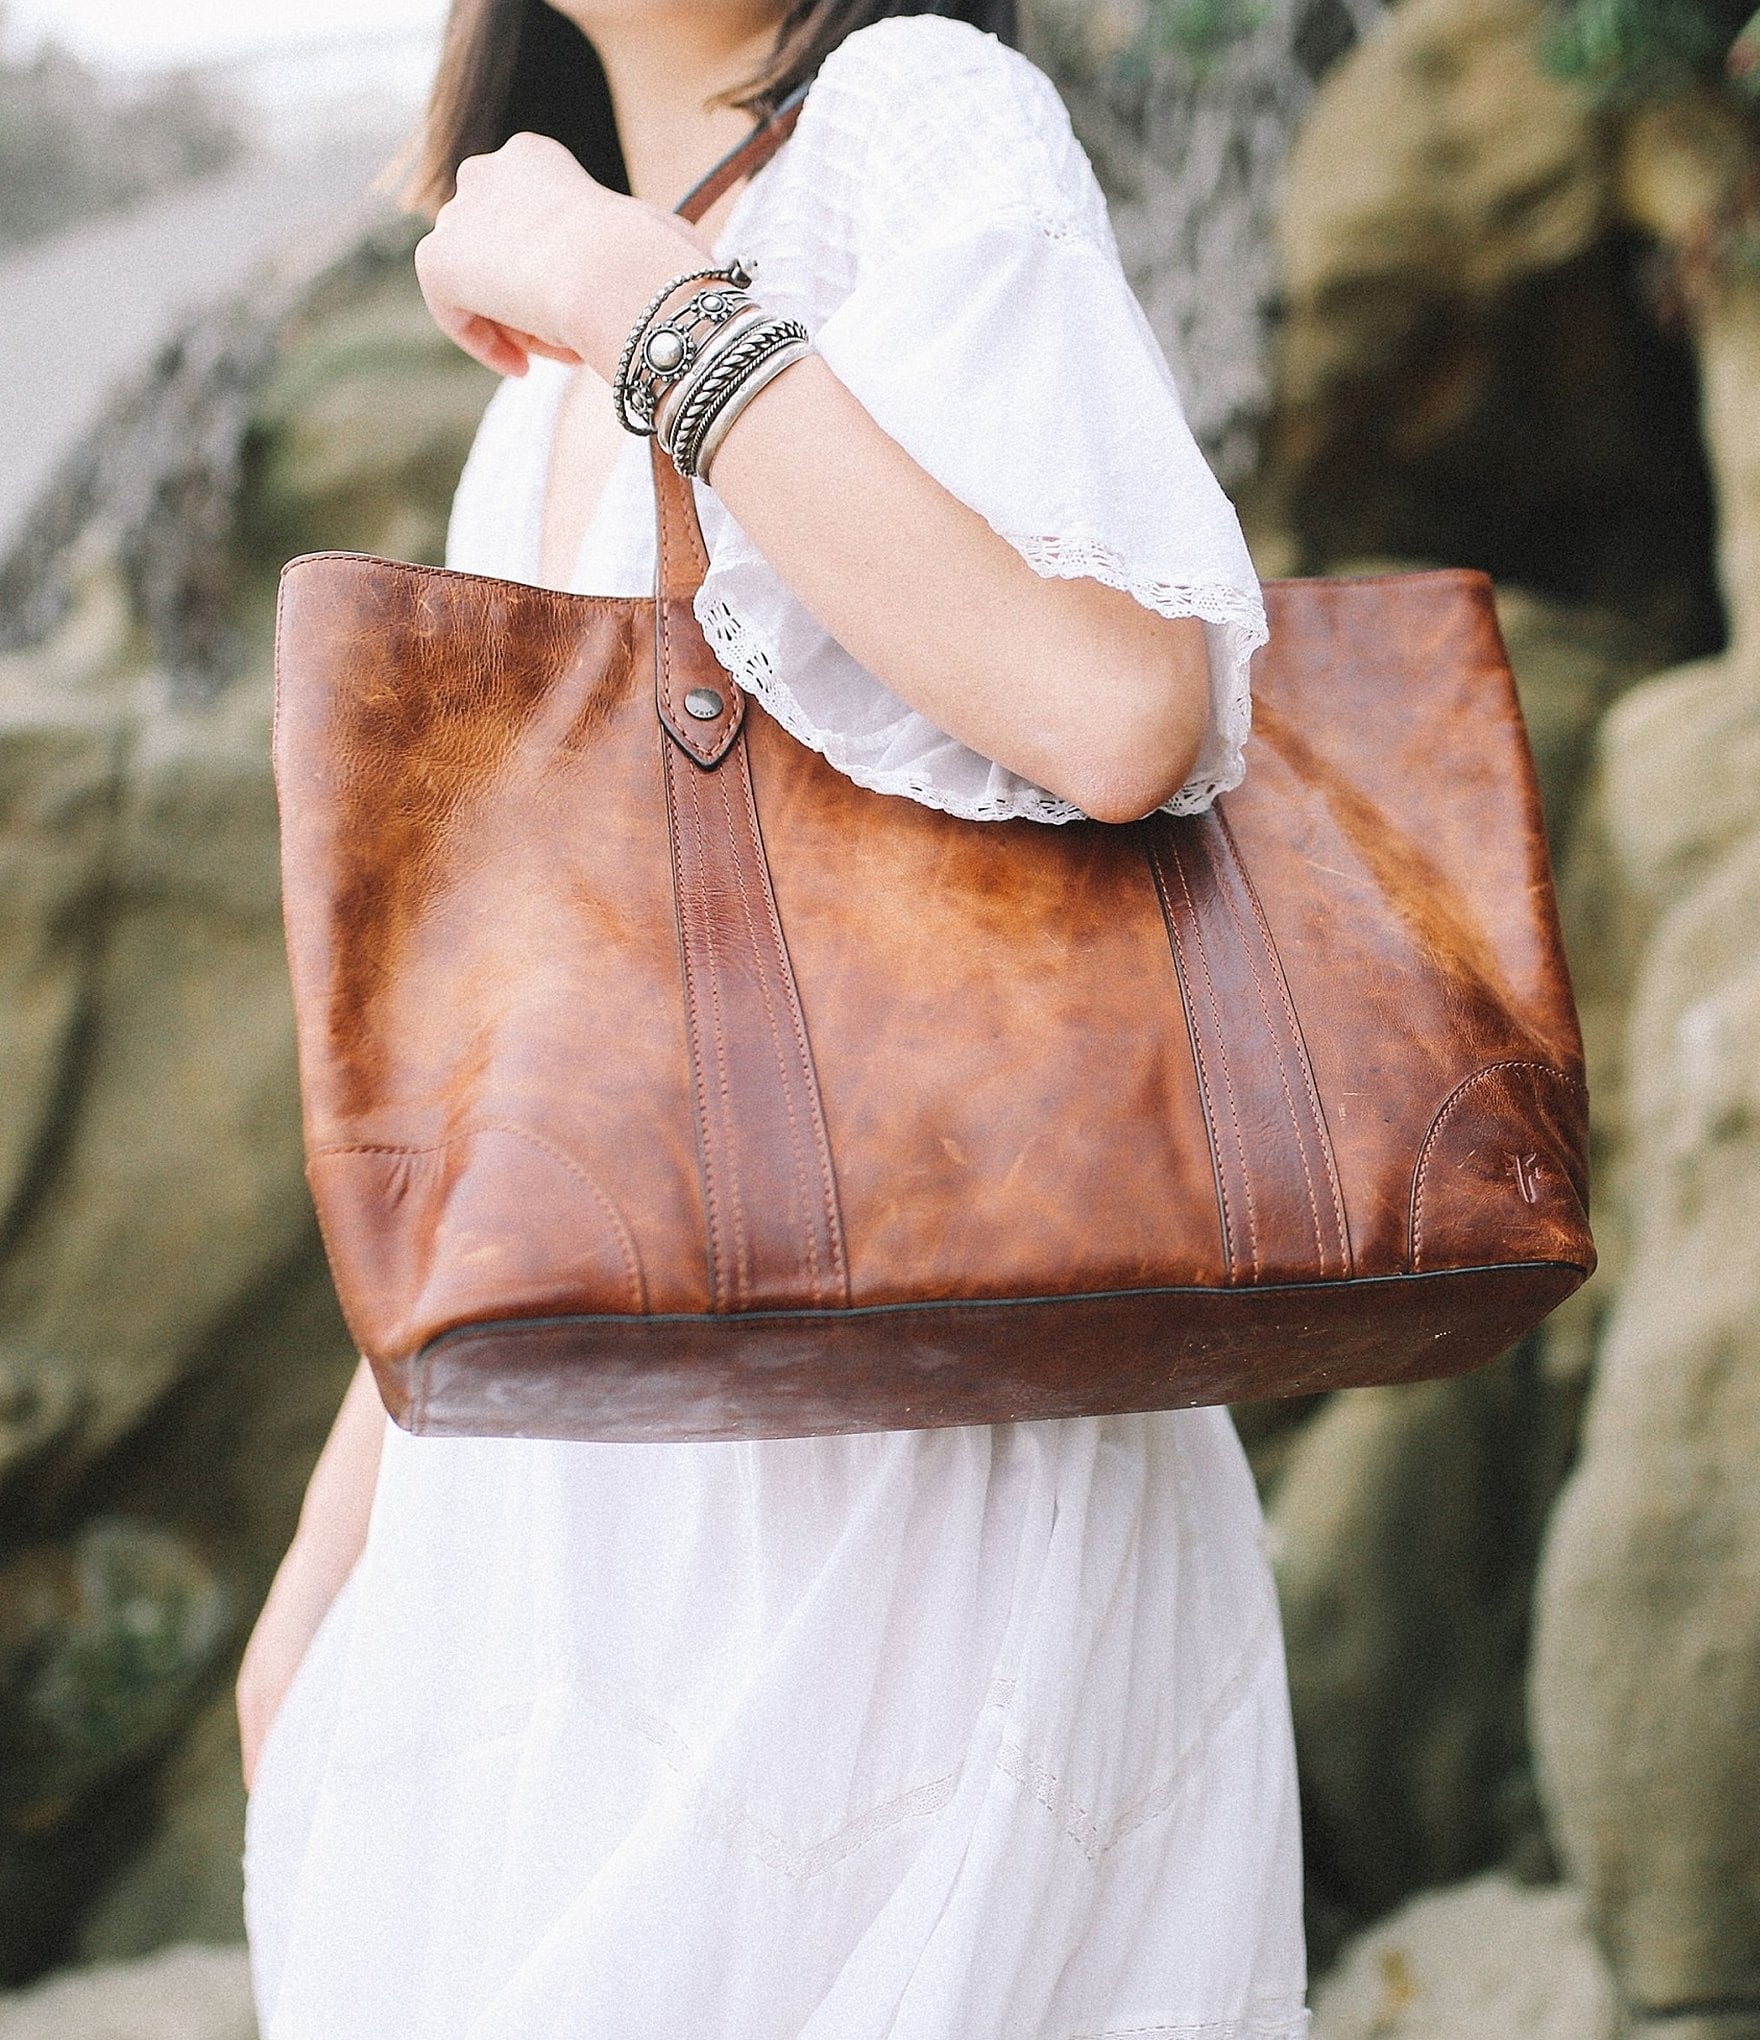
[684,686,725,722]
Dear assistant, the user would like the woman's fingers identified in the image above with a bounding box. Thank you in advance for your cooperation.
[423,291,534,376]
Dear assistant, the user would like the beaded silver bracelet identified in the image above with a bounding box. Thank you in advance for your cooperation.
[661,315,813,480]
[650,304,770,452]
[610,261,753,438]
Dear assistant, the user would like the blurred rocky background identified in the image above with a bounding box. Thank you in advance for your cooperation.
[0,0,1756,2030]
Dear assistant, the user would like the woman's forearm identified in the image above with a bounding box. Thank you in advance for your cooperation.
[237,1360,384,1786]
[701,353,1212,822]
[414,144,1212,822]
[286,1356,386,1594]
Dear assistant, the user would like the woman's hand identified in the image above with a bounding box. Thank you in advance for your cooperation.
[415,139,1212,820]
[414,134,715,380]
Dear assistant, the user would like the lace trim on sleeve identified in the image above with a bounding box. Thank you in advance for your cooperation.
[1008,533,1267,817]
[695,536,1265,826]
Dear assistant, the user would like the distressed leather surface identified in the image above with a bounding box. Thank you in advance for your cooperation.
[273,550,1595,1438]
[271,91,1589,1437]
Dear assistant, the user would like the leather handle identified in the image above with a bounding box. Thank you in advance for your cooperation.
[674,88,806,230]
[1147,808,1353,1285]
[649,93,808,615]
[651,89,849,1316]
[652,440,744,764]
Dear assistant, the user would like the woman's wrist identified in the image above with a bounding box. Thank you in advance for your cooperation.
[553,205,723,383]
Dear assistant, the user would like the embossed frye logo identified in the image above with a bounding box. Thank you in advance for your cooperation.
[1511,1153,1544,1204]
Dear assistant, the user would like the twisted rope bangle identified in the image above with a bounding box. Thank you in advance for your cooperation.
[665,316,812,480]
[652,304,771,454]
[690,339,815,485]
[610,260,751,438]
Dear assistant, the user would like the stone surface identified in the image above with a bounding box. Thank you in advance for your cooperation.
[0,1944,254,2040]
[1267,1351,1578,1956]
[1529,204,1760,2027]
[1532,690,1760,2030]
[1310,1874,1617,2040]
[0,1522,227,1820]
[0,228,489,1980]
[1267,0,1722,646]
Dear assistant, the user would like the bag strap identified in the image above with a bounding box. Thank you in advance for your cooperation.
[674,86,807,231]
[650,92,849,1315]
[650,91,806,759]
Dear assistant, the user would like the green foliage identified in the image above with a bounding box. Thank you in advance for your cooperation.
[0,4,244,252]
[1143,0,1273,79]
[1540,0,1758,104]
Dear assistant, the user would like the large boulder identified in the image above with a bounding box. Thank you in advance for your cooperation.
[1310,1873,1616,2040]
[0,223,491,1980]
[1267,1350,1579,1959]
[1267,0,1721,648]
[0,1943,253,2040]
[1531,673,1760,2036]
[1530,221,1760,2035]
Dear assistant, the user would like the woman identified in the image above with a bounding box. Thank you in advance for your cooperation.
[239,0,1307,2033]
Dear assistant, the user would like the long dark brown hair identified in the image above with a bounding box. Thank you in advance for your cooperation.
[407,0,1018,213]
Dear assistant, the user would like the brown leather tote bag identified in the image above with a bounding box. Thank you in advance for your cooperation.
[272,111,1594,1444]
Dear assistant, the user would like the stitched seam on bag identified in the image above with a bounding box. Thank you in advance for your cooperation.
[698,774,756,1302]
[735,737,847,1299]
[311,1126,645,1313]
[271,569,290,766]
[1206,828,1328,1272]
[654,462,715,756]
[718,757,824,1300]
[665,745,736,1307]
[1166,839,1261,1281]
[1147,839,1238,1279]
[695,764,754,1305]
[1219,811,1349,1269]
[1409,1059,1585,1272]
[1173,853,1262,1281]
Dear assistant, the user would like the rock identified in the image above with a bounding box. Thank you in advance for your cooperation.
[1531,793,1760,2031]
[1267,1350,1579,1956]
[0,1522,227,1820]
[1530,238,1760,2033]
[74,1696,248,1962]
[1492,585,1670,846]
[1310,1873,1617,2040]
[0,1944,254,2040]
[0,1522,230,1981]
[0,226,489,1978]
[1267,0,1722,647]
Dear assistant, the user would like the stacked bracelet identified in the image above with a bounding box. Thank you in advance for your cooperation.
[610,261,754,437]
[656,314,814,481]
[610,260,814,482]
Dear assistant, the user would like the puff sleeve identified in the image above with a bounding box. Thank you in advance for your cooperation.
[690,16,1269,823]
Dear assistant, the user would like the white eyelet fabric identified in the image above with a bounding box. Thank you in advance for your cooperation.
[443,14,1268,823]
[243,22,1309,2040]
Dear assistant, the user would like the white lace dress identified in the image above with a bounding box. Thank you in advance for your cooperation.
[243,18,1309,2039]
